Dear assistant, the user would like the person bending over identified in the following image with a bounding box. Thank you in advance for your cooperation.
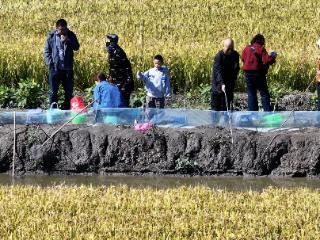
[93,72,123,109]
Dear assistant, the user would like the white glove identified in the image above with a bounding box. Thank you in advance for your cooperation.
[221,84,226,93]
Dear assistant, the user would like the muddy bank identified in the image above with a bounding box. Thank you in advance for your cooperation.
[1,125,320,177]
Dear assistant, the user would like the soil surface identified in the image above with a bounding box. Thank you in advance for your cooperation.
[1,124,320,177]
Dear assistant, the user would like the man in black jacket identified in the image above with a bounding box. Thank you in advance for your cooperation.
[211,38,240,111]
[106,34,134,107]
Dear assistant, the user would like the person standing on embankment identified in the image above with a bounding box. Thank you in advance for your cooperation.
[211,38,240,111]
[137,55,171,109]
[106,34,134,108]
[44,19,80,110]
[316,39,320,110]
[242,34,277,111]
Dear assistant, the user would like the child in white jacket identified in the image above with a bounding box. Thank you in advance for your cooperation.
[137,55,171,108]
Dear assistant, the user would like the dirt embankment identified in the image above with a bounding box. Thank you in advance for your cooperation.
[0,124,320,177]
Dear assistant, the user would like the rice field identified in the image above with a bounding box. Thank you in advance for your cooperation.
[0,0,319,92]
[0,185,319,239]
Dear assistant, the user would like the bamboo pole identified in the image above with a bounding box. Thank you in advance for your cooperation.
[40,101,95,148]
[12,111,16,177]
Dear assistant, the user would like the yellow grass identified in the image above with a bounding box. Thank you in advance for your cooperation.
[0,185,319,239]
[0,0,319,90]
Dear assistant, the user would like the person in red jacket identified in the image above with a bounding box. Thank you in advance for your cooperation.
[242,34,277,111]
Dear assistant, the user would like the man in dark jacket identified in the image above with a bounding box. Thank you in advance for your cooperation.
[44,19,80,110]
[106,34,134,107]
[211,38,240,111]
[242,34,277,111]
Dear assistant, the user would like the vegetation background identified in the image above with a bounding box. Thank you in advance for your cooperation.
[1,185,319,239]
[0,0,319,108]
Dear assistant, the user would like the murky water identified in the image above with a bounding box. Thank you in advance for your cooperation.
[1,174,320,191]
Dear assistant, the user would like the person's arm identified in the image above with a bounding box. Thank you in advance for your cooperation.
[235,52,240,75]
[231,52,240,89]
[241,47,247,64]
[161,68,171,97]
[261,47,275,66]
[115,88,123,108]
[65,31,80,51]
[93,85,100,109]
[137,70,149,83]
[213,53,224,85]
[317,59,320,81]
[44,34,53,66]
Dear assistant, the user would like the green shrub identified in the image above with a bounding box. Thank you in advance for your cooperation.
[15,78,46,109]
[0,85,15,108]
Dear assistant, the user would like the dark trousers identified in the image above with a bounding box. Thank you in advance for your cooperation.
[317,82,320,111]
[245,73,271,111]
[49,69,73,110]
[211,91,233,111]
[147,96,165,108]
[120,90,131,108]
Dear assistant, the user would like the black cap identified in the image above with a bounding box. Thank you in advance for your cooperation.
[107,34,119,43]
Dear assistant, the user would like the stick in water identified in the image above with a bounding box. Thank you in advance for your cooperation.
[222,88,234,144]
[12,111,16,177]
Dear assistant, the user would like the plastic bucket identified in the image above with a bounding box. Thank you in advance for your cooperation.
[103,115,119,125]
[262,113,284,127]
[46,103,63,124]
[71,112,87,124]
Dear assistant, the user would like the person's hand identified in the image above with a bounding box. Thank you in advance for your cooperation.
[270,51,278,59]
[137,71,142,79]
[61,34,68,42]
[221,84,226,93]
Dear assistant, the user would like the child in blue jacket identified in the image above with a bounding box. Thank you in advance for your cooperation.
[93,72,123,109]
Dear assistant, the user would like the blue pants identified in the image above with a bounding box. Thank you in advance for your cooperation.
[245,73,271,111]
[49,69,73,110]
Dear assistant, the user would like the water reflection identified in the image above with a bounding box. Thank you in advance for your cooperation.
[1,174,320,191]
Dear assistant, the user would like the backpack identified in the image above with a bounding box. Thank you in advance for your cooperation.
[245,46,269,75]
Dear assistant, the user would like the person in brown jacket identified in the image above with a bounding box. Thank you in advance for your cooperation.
[317,39,320,110]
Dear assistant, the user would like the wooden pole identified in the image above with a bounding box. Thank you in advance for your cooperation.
[12,111,16,177]
[139,20,145,69]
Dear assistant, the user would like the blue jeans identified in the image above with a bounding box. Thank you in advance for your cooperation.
[245,73,271,111]
[49,69,73,110]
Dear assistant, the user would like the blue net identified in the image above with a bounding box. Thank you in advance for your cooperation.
[1,108,320,129]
